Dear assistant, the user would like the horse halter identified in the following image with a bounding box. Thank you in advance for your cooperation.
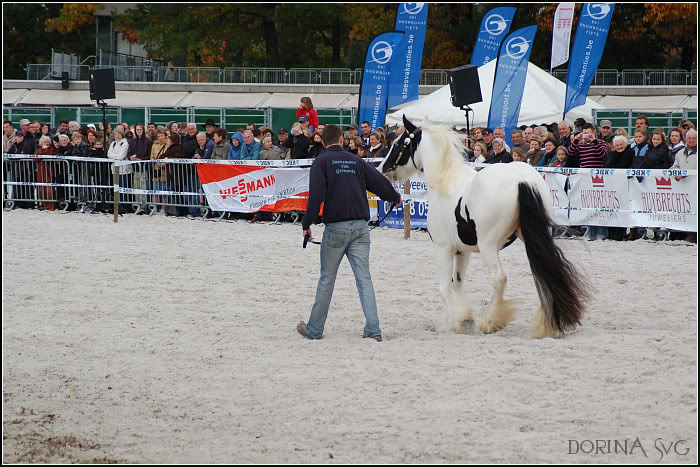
[382,127,422,173]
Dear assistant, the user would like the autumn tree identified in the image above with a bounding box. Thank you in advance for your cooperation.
[3,3,97,79]
[3,2,696,81]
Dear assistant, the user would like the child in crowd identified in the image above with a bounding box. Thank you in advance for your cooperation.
[511,148,526,162]
[550,146,568,167]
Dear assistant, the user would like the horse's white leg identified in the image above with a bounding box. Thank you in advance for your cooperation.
[479,242,517,334]
[435,247,469,333]
[453,251,474,333]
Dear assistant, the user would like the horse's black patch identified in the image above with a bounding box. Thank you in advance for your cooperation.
[455,197,477,246]
[456,272,461,282]
[500,232,518,250]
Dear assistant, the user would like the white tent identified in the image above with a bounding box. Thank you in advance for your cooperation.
[386,60,605,129]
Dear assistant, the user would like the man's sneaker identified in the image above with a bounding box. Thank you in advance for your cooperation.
[297,321,317,340]
[362,334,382,342]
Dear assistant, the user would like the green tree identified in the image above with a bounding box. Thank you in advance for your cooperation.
[3,3,96,79]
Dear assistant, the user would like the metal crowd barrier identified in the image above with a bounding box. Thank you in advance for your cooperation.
[2,156,211,216]
[3,155,388,221]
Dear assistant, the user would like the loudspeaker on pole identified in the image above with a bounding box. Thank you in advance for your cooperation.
[447,65,482,108]
[89,68,116,101]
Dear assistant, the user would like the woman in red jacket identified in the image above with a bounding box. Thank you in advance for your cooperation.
[296,97,319,133]
[34,135,57,211]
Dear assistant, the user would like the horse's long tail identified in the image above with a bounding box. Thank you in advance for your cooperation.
[518,183,590,334]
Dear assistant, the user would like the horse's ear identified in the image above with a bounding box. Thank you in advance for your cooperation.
[403,114,416,134]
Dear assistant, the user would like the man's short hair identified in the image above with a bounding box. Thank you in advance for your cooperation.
[3,120,12,127]
[59,119,69,125]
[582,123,596,132]
[215,128,227,139]
[361,121,370,127]
[636,115,649,126]
[510,129,522,137]
[321,124,343,146]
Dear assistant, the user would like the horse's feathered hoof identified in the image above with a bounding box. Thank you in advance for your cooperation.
[456,319,474,335]
[480,320,506,334]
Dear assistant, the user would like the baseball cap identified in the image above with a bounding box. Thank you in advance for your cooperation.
[482,127,493,134]
[298,116,308,123]
[15,131,24,137]
[348,123,358,130]
[19,119,30,126]
[600,120,612,128]
[277,127,288,134]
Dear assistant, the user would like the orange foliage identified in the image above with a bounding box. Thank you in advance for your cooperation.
[45,3,101,34]
[644,3,697,47]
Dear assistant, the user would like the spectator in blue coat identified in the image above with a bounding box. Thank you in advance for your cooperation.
[228,131,244,160]
[194,132,215,159]
[239,130,261,160]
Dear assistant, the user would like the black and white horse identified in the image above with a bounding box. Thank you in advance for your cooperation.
[381,116,589,338]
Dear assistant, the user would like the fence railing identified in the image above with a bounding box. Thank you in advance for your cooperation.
[26,64,92,81]
[98,50,166,70]
[23,64,700,86]
[550,69,697,86]
[3,156,696,235]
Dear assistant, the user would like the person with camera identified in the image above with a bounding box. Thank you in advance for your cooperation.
[297,124,401,342]
[284,122,309,159]
[569,123,609,240]
[567,123,607,169]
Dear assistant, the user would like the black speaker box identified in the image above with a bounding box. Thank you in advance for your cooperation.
[61,72,69,89]
[447,65,482,107]
[89,68,116,101]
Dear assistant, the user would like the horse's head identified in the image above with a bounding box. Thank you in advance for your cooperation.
[380,115,423,182]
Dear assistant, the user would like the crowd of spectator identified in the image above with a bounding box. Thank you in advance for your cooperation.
[455,116,697,242]
[2,109,697,241]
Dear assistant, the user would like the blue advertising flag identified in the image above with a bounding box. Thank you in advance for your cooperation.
[470,7,517,67]
[487,25,537,147]
[388,3,429,108]
[564,3,615,116]
[358,31,405,131]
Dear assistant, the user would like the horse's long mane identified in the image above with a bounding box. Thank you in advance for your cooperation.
[420,125,469,197]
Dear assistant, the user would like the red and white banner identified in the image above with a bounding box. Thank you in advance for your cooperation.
[568,171,630,227]
[629,175,697,231]
[197,164,310,213]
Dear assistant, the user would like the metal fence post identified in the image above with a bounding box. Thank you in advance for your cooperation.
[113,165,119,223]
[628,110,633,136]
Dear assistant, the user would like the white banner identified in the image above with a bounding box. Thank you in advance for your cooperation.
[629,174,697,231]
[542,172,570,226]
[397,172,429,201]
[568,170,630,227]
[551,2,575,69]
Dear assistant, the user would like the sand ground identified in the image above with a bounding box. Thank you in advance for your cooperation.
[2,209,697,463]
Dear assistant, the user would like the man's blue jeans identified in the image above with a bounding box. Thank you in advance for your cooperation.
[305,220,381,339]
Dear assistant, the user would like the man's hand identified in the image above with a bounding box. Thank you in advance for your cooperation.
[303,228,313,243]
[194,154,201,159]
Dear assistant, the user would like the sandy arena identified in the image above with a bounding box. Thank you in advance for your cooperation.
[2,209,697,463]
